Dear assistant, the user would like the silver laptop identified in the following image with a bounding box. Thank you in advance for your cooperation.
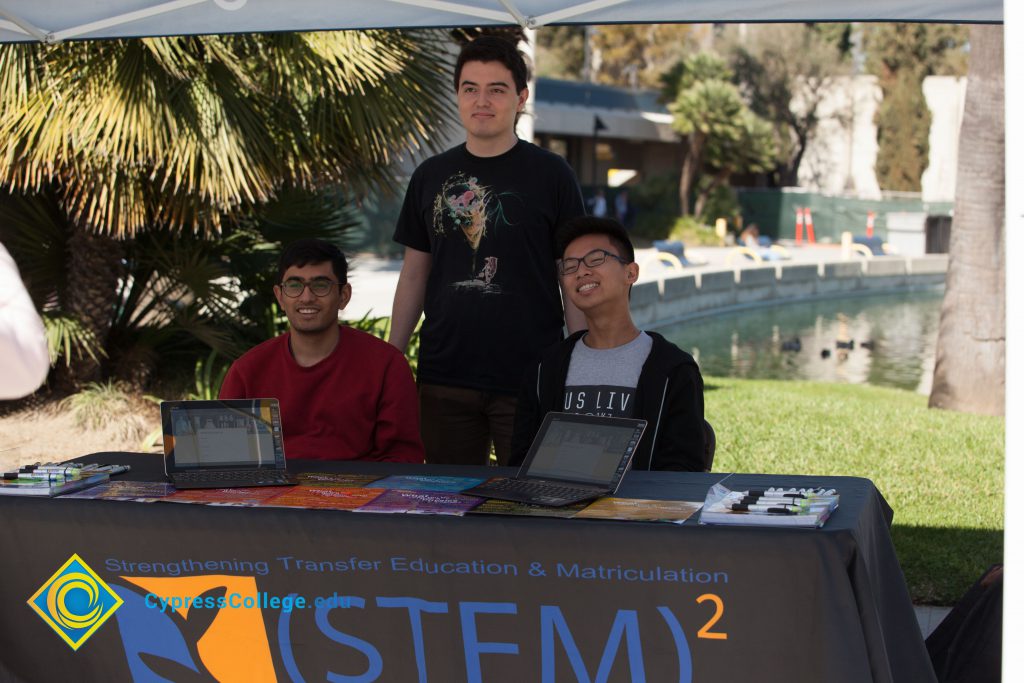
[464,412,647,507]
[161,399,296,489]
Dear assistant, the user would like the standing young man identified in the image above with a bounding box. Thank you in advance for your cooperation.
[389,35,586,466]
[220,239,424,463]
[510,217,707,472]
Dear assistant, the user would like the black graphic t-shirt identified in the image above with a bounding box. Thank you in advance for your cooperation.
[393,141,585,394]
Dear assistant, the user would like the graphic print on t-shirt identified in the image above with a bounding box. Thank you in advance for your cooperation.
[431,171,518,294]
[563,385,637,418]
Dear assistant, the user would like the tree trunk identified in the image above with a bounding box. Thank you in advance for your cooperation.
[780,129,809,187]
[56,220,124,389]
[928,25,1004,416]
[693,169,730,220]
[679,133,705,217]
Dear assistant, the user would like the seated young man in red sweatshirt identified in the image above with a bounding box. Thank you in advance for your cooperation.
[220,239,424,462]
[510,216,707,471]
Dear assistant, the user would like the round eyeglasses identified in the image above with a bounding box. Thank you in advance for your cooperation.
[558,248,629,276]
[279,278,338,298]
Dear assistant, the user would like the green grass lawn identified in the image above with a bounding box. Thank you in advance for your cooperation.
[704,376,1004,605]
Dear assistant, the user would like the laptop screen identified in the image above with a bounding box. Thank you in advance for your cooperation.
[162,399,286,471]
[523,413,646,486]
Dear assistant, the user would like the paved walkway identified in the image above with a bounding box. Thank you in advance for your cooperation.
[342,242,853,321]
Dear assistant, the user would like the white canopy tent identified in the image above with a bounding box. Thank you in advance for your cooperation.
[0,0,1002,44]
[0,2,1017,681]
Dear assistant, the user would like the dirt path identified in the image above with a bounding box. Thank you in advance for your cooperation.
[0,400,161,471]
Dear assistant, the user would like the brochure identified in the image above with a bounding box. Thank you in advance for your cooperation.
[62,480,176,502]
[698,483,839,528]
[574,497,702,522]
[263,486,385,511]
[357,489,483,516]
[469,498,589,518]
[370,475,487,493]
[296,472,384,488]
[162,487,290,507]
[0,471,110,497]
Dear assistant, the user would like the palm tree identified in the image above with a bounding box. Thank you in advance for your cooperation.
[928,25,1004,415]
[0,30,455,386]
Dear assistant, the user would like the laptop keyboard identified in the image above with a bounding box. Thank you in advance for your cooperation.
[172,469,292,488]
[484,478,591,499]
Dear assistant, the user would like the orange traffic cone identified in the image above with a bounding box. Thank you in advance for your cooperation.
[866,211,875,238]
[795,207,804,244]
[804,208,816,244]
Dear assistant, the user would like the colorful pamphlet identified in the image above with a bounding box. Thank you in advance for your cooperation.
[62,480,176,502]
[296,472,384,488]
[698,483,839,528]
[262,486,385,511]
[356,489,483,516]
[0,471,110,497]
[574,497,702,522]
[469,498,589,518]
[370,475,487,493]
[162,487,289,507]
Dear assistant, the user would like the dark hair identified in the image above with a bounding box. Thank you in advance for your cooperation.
[555,216,635,264]
[278,239,348,284]
[454,35,530,94]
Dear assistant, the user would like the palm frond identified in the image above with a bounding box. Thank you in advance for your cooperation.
[0,30,456,237]
[42,312,105,367]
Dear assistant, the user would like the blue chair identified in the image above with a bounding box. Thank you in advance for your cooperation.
[652,239,694,267]
[853,236,886,255]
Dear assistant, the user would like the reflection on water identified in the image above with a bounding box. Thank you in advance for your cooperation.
[660,291,942,395]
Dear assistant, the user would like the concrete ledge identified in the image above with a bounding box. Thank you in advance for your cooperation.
[698,270,736,291]
[634,256,947,328]
[823,262,863,279]
[736,266,776,303]
[863,258,907,277]
[908,255,949,275]
[737,266,777,287]
[663,274,697,299]
[777,264,819,282]
[630,281,659,308]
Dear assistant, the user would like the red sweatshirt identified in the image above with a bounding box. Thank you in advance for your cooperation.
[219,326,424,462]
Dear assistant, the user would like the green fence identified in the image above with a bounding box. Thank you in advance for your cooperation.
[737,189,954,243]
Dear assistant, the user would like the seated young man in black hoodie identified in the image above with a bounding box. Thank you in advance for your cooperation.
[510,216,707,471]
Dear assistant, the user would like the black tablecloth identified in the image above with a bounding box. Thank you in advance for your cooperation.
[0,452,934,683]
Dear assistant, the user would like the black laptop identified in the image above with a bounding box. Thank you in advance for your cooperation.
[161,399,296,489]
[464,412,647,507]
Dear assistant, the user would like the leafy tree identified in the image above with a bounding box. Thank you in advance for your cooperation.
[664,54,774,218]
[0,31,455,388]
[694,110,776,219]
[536,24,708,87]
[590,25,707,88]
[535,26,585,80]
[874,71,933,191]
[863,23,968,191]
[724,23,851,186]
[0,187,360,390]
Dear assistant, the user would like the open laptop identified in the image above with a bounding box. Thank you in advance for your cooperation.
[161,399,296,489]
[464,412,647,507]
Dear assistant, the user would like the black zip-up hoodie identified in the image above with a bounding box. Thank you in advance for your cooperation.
[510,330,707,471]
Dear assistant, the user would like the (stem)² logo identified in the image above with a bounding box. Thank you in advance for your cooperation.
[28,553,124,650]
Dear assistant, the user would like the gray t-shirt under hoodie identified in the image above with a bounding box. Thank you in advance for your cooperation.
[563,332,653,418]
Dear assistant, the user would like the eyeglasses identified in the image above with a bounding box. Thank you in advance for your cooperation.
[558,249,629,276]
[279,278,338,298]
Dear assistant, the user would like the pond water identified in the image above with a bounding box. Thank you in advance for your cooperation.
[658,290,943,395]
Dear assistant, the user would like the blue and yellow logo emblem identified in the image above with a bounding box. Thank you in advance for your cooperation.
[28,553,123,650]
